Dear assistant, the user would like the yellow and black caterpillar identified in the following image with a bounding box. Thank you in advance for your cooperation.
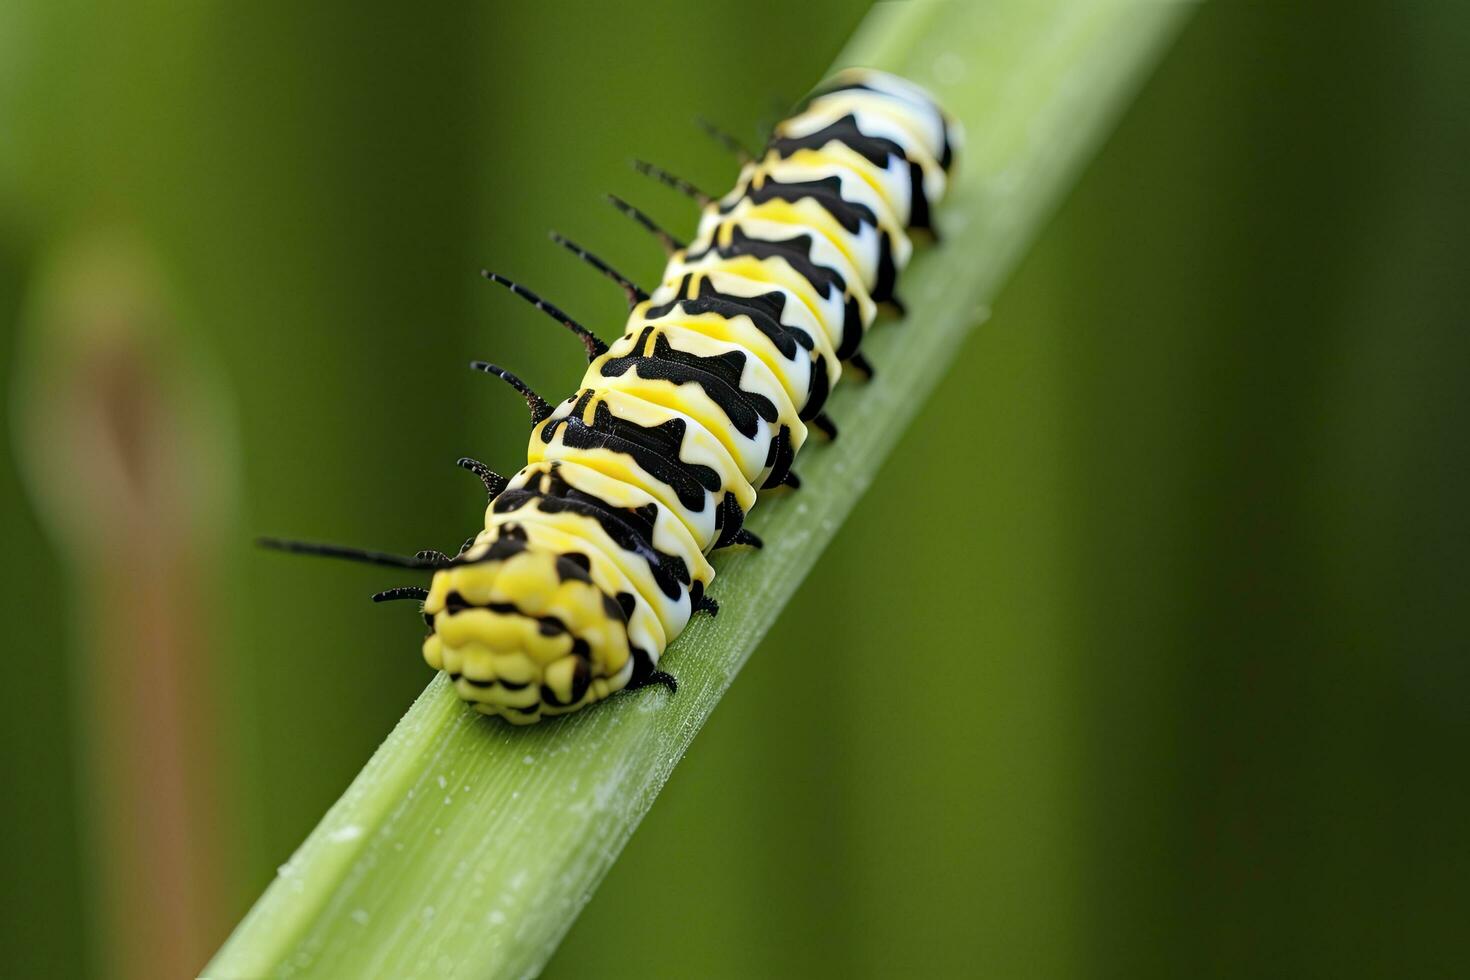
[264,69,957,723]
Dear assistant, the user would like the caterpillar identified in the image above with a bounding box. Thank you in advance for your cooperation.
[263,68,957,724]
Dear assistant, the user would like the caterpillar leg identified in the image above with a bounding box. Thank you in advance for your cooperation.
[695,594,719,616]
[728,529,763,549]
[775,472,801,490]
[625,669,678,695]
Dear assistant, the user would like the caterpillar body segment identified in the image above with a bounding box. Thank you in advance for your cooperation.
[267,69,956,724]
[623,300,817,447]
[528,386,760,546]
[778,67,961,233]
[714,165,914,302]
[643,258,842,419]
[687,213,878,351]
[493,460,716,634]
[591,323,808,489]
[807,72,958,171]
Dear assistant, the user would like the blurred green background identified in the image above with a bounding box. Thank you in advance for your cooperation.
[1,2,1466,977]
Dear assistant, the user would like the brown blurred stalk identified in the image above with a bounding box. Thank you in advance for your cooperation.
[11,229,241,979]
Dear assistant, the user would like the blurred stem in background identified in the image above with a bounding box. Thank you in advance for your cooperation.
[10,230,242,979]
[3,0,485,974]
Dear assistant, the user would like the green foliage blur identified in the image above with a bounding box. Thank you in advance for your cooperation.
[1,2,1465,978]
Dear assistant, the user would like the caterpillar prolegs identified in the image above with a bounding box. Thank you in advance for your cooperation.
[264,69,957,724]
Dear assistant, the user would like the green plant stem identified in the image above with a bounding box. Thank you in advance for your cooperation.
[207,3,1192,976]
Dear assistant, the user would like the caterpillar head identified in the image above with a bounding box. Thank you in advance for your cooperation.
[420,530,632,724]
